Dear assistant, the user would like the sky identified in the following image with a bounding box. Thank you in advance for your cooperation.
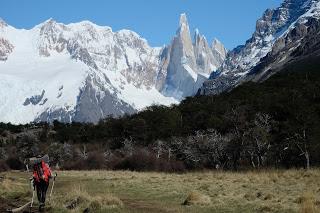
[0,0,282,50]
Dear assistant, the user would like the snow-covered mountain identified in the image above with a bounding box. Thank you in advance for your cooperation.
[0,15,225,124]
[201,0,320,95]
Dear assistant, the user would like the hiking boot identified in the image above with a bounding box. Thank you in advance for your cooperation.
[39,203,45,212]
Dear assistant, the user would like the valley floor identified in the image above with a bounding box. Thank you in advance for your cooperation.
[0,170,320,213]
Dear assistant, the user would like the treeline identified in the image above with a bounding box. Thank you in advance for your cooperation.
[0,58,320,172]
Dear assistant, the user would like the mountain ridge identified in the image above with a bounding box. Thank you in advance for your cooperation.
[0,14,226,124]
[200,0,320,95]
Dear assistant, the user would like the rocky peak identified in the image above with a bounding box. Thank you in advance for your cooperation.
[38,19,69,57]
[254,0,314,39]
[44,18,56,24]
[39,18,66,34]
[212,39,225,52]
[193,29,218,74]
[115,29,149,51]
[160,13,226,99]
[194,29,200,43]
[160,13,199,99]
[211,38,227,62]
[179,13,189,30]
[194,29,206,47]
[176,13,196,66]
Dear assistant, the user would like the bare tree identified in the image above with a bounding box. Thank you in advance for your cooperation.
[169,130,231,169]
[62,142,74,164]
[103,149,112,162]
[205,129,231,169]
[121,137,134,156]
[80,144,88,160]
[168,136,201,166]
[245,113,273,168]
[152,140,166,159]
[225,107,250,170]
[183,135,202,165]
[286,129,310,169]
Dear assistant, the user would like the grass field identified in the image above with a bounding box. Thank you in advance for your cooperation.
[1,170,320,213]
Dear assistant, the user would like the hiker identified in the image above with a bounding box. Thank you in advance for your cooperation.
[32,155,52,211]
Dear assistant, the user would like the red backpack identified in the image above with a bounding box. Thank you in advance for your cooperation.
[33,160,51,182]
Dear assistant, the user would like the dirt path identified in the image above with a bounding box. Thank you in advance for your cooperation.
[0,196,25,212]
[2,206,51,213]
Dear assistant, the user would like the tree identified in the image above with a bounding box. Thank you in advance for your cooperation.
[205,129,230,169]
[16,132,40,161]
[152,140,166,159]
[120,137,134,157]
[245,113,273,168]
[286,130,310,169]
[224,106,251,170]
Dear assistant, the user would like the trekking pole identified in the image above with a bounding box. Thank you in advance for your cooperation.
[49,173,57,202]
[30,190,35,208]
[30,178,35,208]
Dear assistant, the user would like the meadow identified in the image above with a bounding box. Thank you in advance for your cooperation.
[1,170,320,212]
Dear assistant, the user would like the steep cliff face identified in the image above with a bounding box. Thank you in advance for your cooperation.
[201,0,320,95]
[161,14,226,99]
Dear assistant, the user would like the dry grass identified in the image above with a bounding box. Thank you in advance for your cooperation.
[0,173,30,196]
[183,191,211,206]
[0,169,320,212]
[51,182,123,212]
[299,192,320,213]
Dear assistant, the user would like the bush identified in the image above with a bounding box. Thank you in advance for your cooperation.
[114,149,155,171]
[6,157,24,170]
[86,152,106,170]
[63,159,85,170]
[155,159,186,173]
[0,160,9,172]
[63,152,106,170]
